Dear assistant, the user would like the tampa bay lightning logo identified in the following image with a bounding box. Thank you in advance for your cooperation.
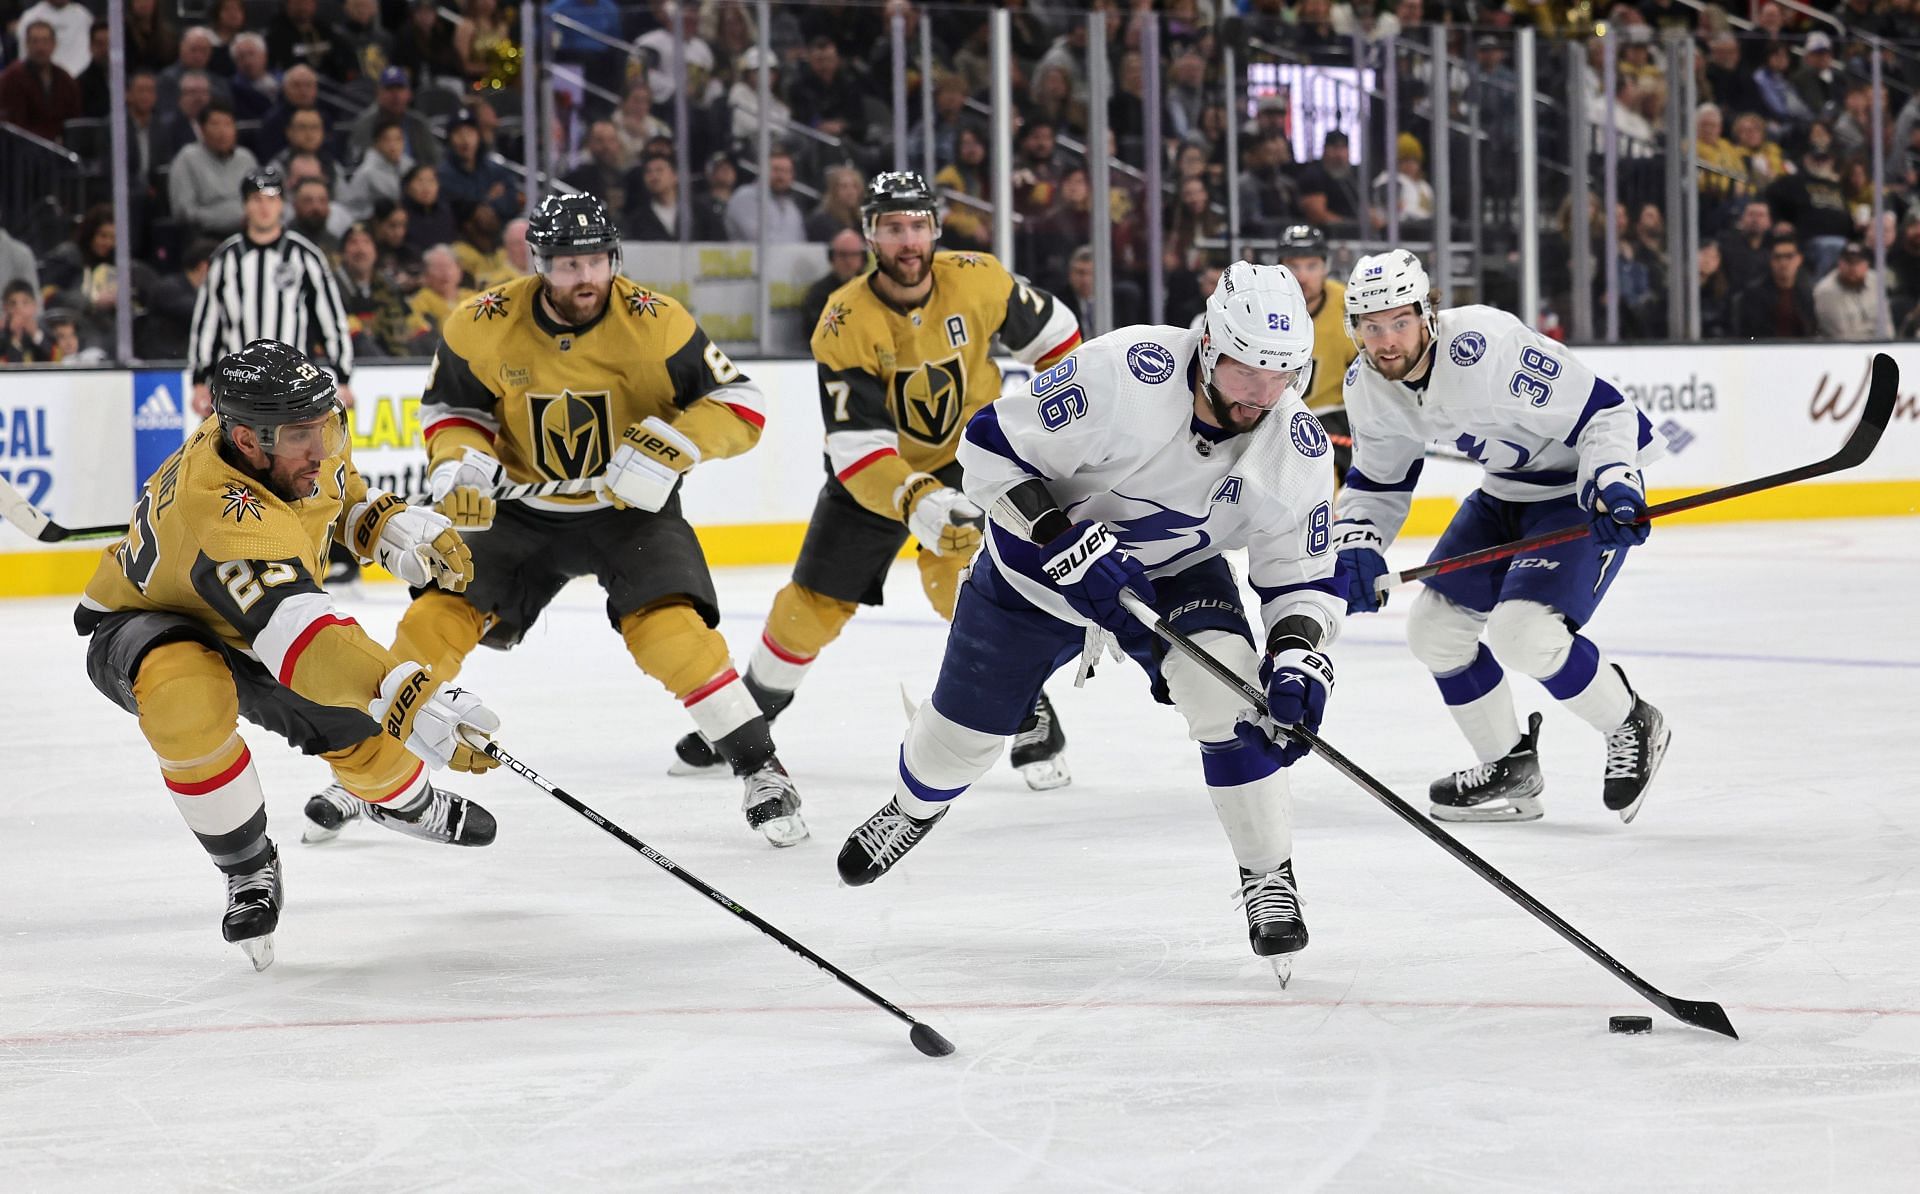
[1093,491,1213,571]
[1126,342,1176,384]
[1289,410,1328,458]
[1449,331,1487,367]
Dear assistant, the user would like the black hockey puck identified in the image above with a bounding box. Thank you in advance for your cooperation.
[1609,1014,1654,1034]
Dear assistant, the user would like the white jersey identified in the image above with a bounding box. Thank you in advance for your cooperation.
[958,324,1345,645]
[1337,305,1663,546]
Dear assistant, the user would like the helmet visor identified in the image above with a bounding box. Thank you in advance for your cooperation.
[257,406,347,463]
[1211,353,1303,411]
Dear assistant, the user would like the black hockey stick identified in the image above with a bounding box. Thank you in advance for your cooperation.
[1117,591,1738,1039]
[470,734,958,1058]
[0,474,134,542]
[1377,352,1901,596]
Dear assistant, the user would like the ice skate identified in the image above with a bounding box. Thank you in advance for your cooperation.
[1602,668,1670,824]
[668,730,727,777]
[362,783,497,846]
[301,782,364,843]
[222,845,283,972]
[837,797,947,886]
[1430,712,1545,823]
[742,759,809,846]
[1236,862,1307,988]
[1009,689,1071,790]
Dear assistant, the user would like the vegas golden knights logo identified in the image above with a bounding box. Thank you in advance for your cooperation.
[527,390,612,479]
[889,355,967,447]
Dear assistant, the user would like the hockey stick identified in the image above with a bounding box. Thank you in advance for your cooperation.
[469,733,959,1058]
[0,474,133,542]
[1116,590,1738,1039]
[1376,352,1901,597]
[404,476,605,505]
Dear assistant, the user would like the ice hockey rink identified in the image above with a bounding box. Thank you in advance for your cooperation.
[2,517,1917,1193]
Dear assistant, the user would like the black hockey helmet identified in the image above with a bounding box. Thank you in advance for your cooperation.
[1275,223,1327,261]
[861,170,941,239]
[210,339,344,457]
[527,190,623,273]
[240,166,284,199]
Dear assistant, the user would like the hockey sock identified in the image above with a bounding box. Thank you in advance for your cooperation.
[161,736,271,876]
[1541,634,1634,732]
[746,631,813,709]
[391,589,487,683]
[1433,645,1525,762]
[895,701,1001,819]
[1199,739,1292,874]
[133,642,270,874]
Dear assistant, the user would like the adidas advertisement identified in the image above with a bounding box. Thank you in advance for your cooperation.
[132,371,185,491]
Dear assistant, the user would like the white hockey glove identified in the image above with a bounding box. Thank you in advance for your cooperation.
[605,416,700,513]
[428,446,504,530]
[896,472,984,557]
[345,492,475,591]
[370,663,501,773]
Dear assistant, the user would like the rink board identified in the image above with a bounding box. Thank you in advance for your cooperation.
[2,342,1917,596]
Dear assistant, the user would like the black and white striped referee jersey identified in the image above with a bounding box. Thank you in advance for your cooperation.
[187,228,354,386]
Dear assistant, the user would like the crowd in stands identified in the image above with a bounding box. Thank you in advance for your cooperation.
[1,0,1919,366]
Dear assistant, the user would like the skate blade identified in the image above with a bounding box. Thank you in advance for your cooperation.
[1614,726,1672,825]
[238,934,275,972]
[759,814,811,848]
[667,758,729,778]
[300,823,343,844]
[1019,757,1072,791]
[1431,796,1544,823]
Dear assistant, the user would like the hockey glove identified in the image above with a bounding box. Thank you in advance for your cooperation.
[606,416,699,513]
[896,472,984,557]
[1034,520,1155,634]
[370,663,500,773]
[428,447,503,530]
[1254,646,1334,767]
[346,493,475,591]
[1585,466,1650,549]
[1332,520,1389,613]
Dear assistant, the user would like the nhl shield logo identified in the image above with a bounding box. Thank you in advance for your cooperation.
[527,389,612,479]
[891,355,967,446]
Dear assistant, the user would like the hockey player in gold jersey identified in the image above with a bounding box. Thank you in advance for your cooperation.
[667,172,1085,791]
[374,191,808,847]
[1276,224,1358,484]
[76,339,503,970]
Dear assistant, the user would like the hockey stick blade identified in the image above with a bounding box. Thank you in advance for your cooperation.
[1380,352,1901,593]
[469,732,958,1058]
[0,474,128,542]
[1116,591,1739,1039]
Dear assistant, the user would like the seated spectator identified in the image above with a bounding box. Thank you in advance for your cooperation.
[348,67,442,169]
[45,203,155,353]
[169,100,259,239]
[1693,103,1743,221]
[1732,233,1815,339]
[1886,215,1920,309]
[333,0,393,88]
[1296,131,1366,232]
[1832,83,1878,163]
[253,64,320,162]
[1237,131,1300,239]
[633,0,720,118]
[127,0,179,75]
[1010,120,1066,217]
[76,20,111,119]
[370,198,424,292]
[613,83,672,164]
[453,203,513,290]
[402,164,458,254]
[697,152,737,235]
[933,125,993,251]
[339,116,413,223]
[1703,32,1761,122]
[806,164,864,242]
[1025,62,1083,137]
[1752,41,1813,142]
[1,280,54,363]
[563,120,632,217]
[800,228,868,332]
[438,109,520,222]
[0,20,82,144]
[454,0,518,91]
[502,217,529,273]
[1791,33,1840,120]
[909,72,971,173]
[789,35,868,144]
[392,0,464,88]
[1729,112,1787,195]
[723,147,807,242]
[625,151,723,241]
[1697,240,1734,339]
[1718,198,1777,295]
[335,221,411,357]
[0,223,41,295]
[157,26,229,117]
[206,0,247,57]
[1167,176,1225,263]
[288,176,350,257]
[728,46,792,143]
[269,108,340,187]
[407,244,470,349]
[1767,144,1855,279]
[266,0,344,75]
[228,33,278,122]
[134,238,212,359]
[1813,241,1882,340]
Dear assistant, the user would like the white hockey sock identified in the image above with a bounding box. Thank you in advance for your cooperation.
[748,631,814,697]
[1550,645,1634,732]
[895,701,1003,819]
[683,668,761,743]
[1447,677,1524,763]
[1200,740,1292,873]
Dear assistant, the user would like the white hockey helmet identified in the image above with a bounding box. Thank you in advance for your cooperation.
[1345,249,1439,354]
[1200,260,1315,398]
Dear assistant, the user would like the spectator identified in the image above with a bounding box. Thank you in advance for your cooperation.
[1718,198,1777,295]
[370,198,423,292]
[1375,132,1435,233]
[799,228,868,332]
[1704,33,1762,121]
[158,27,229,117]
[126,0,179,73]
[1752,40,1813,142]
[1767,145,1855,279]
[933,125,992,250]
[335,221,411,357]
[788,35,868,144]
[1010,119,1065,217]
[453,203,513,290]
[698,152,737,235]
[1832,82,1877,163]
[135,238,213,359]
[1733,233,1816,339]
[1886,216,1920,309]
[289,176,350,256]
[1236,132,1299,238]
[908,73,971,175]
[1,280,54,363]
[502,217,530,273]
[613,83,672,164]
[392,0,464,86]
[454,0,518,89]
[625,151,721,241]
[1729,112,1787,195]
[269,108,339,186]
[45,203,155,353]
[46,309,104,362]
[266,0,343,75]
[806,164,864,242]
[633,0,717,113]
[406,244,469,347]
[1813,241,1883,340]
[1693,103,1744,226]
[1165,50,1208,143]
[1026,62,1083,136]
[1056,245,1097,335]
[340,117,414,223]
[401,164,457,254]
[438,109,520,221]
[724,147,807,242]
[347,67,443,169]
[1167,176,1225,263]
[228,33,277,122]
[0,223,41,295]
[0,21,82,144]
[206,0,247,55]
[253,64,320,162]
[1697,240,1734,339]
[16,0,93,81]
[729,46,792,142]
[332,0,393,87]
[563,120,631,216]
[1296,130,1365,232]
[1791,33,1841,120]
[169,101,259,239]
[75,20,110,119]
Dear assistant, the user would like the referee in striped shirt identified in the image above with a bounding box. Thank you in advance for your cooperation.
[188,168,355,417]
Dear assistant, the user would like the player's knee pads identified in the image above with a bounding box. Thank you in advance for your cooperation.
[1164,630,1262,743]
[392,589,488,682]
[1406,588,1487,676]
[1484,600,1574,681]
[904,702,1004,790]
[764,584,858,660]
[133,641,241,765]
[916,549,969,622]
[619,599,733,700]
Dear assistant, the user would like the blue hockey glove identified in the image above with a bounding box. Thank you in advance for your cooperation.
[1585,467,1650,549]
[1332,520,1389,613]
[1034,519,1155,634]
[1252,646,1334,766]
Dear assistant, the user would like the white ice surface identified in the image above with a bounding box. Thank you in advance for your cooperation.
[2,518,1918,1193]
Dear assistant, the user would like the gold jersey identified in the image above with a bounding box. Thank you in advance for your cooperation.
[813,249,1081,515]
[78,417,403,711]
[1303,278,1357,414]
[420,273,764,512]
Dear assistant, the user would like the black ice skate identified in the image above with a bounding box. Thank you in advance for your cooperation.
[1009,689,1071,790]
[1236,861,1308,988]
[1430,712,1546,823]
[362,783,498,846]
[836,797,948,886]
[742,758,809,847]
[668,677,794,777]
[222,845,283,972]
[1602,667,1670,824]
[302,782,364,843]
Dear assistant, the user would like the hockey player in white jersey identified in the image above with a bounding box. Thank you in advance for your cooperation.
[1334,249,1670,824]
[836,262,1345,983]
